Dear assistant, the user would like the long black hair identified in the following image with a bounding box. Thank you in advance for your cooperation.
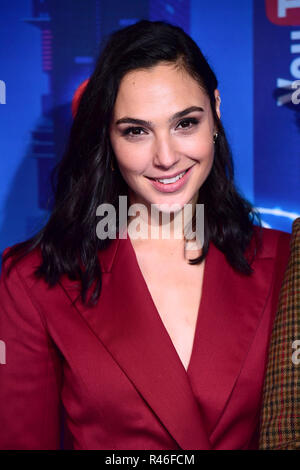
[2,20,262,306]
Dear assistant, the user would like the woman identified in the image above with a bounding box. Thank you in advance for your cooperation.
[0,20,291,450]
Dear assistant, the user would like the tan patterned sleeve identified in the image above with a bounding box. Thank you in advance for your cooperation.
[259,217,300,449]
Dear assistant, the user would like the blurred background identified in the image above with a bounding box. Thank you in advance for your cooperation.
[0,0,299,269]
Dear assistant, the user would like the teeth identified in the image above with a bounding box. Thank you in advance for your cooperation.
[156,170,187,184]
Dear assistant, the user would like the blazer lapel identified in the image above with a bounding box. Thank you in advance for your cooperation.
[60,231,212,450]
[187,234,277,437]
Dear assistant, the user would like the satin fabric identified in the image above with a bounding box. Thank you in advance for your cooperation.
[0,226,290,449]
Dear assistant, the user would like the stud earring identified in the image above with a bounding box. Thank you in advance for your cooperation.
[213,132,219,143]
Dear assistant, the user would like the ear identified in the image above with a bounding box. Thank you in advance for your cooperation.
[214,89,221,119]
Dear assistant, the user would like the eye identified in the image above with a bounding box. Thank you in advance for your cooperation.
[121,127,147,138]
[176,117,199,130]
[121,117,200,139]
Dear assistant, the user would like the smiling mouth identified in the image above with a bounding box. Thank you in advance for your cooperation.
[146,168,190,185]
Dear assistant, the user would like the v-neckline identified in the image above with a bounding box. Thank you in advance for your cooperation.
[126,232,210,375]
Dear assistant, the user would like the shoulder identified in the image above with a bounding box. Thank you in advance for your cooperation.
[252,224,291,260]
[0,244,67,329]
[1,244,44,291]
[1,243,78,297]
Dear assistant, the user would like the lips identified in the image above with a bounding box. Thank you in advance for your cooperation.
[147,167,191,181]
[150,169,188,184]
[146,165,194,193]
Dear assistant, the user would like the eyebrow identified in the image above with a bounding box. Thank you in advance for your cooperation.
[115,105,204,127]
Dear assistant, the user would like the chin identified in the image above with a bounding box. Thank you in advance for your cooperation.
[151,197,190,214]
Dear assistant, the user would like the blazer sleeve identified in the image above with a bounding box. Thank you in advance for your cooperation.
[259,220,300,449]
[0,248,63,449]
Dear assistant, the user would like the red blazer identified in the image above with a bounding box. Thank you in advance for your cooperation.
[0,226,291,450]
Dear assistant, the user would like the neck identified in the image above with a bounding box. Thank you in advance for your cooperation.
[126,190,202,256]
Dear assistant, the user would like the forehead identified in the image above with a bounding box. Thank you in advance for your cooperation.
[113,63,207,115]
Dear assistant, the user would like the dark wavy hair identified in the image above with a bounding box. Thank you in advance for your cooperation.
[2,19,262,306]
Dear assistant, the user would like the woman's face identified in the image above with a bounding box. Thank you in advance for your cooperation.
[109,62,221,214]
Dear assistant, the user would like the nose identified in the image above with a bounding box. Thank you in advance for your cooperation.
[153,133,180,169]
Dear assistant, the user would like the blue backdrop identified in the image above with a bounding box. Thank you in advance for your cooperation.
[0,0,299,269]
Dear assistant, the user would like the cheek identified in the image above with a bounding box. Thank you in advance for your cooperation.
[178,135,214,160]
[111,139,149,173]
[111,139,149,174]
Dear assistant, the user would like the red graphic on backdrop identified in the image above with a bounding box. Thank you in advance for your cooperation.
[265,0,300,25]
[72,79,89,117]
